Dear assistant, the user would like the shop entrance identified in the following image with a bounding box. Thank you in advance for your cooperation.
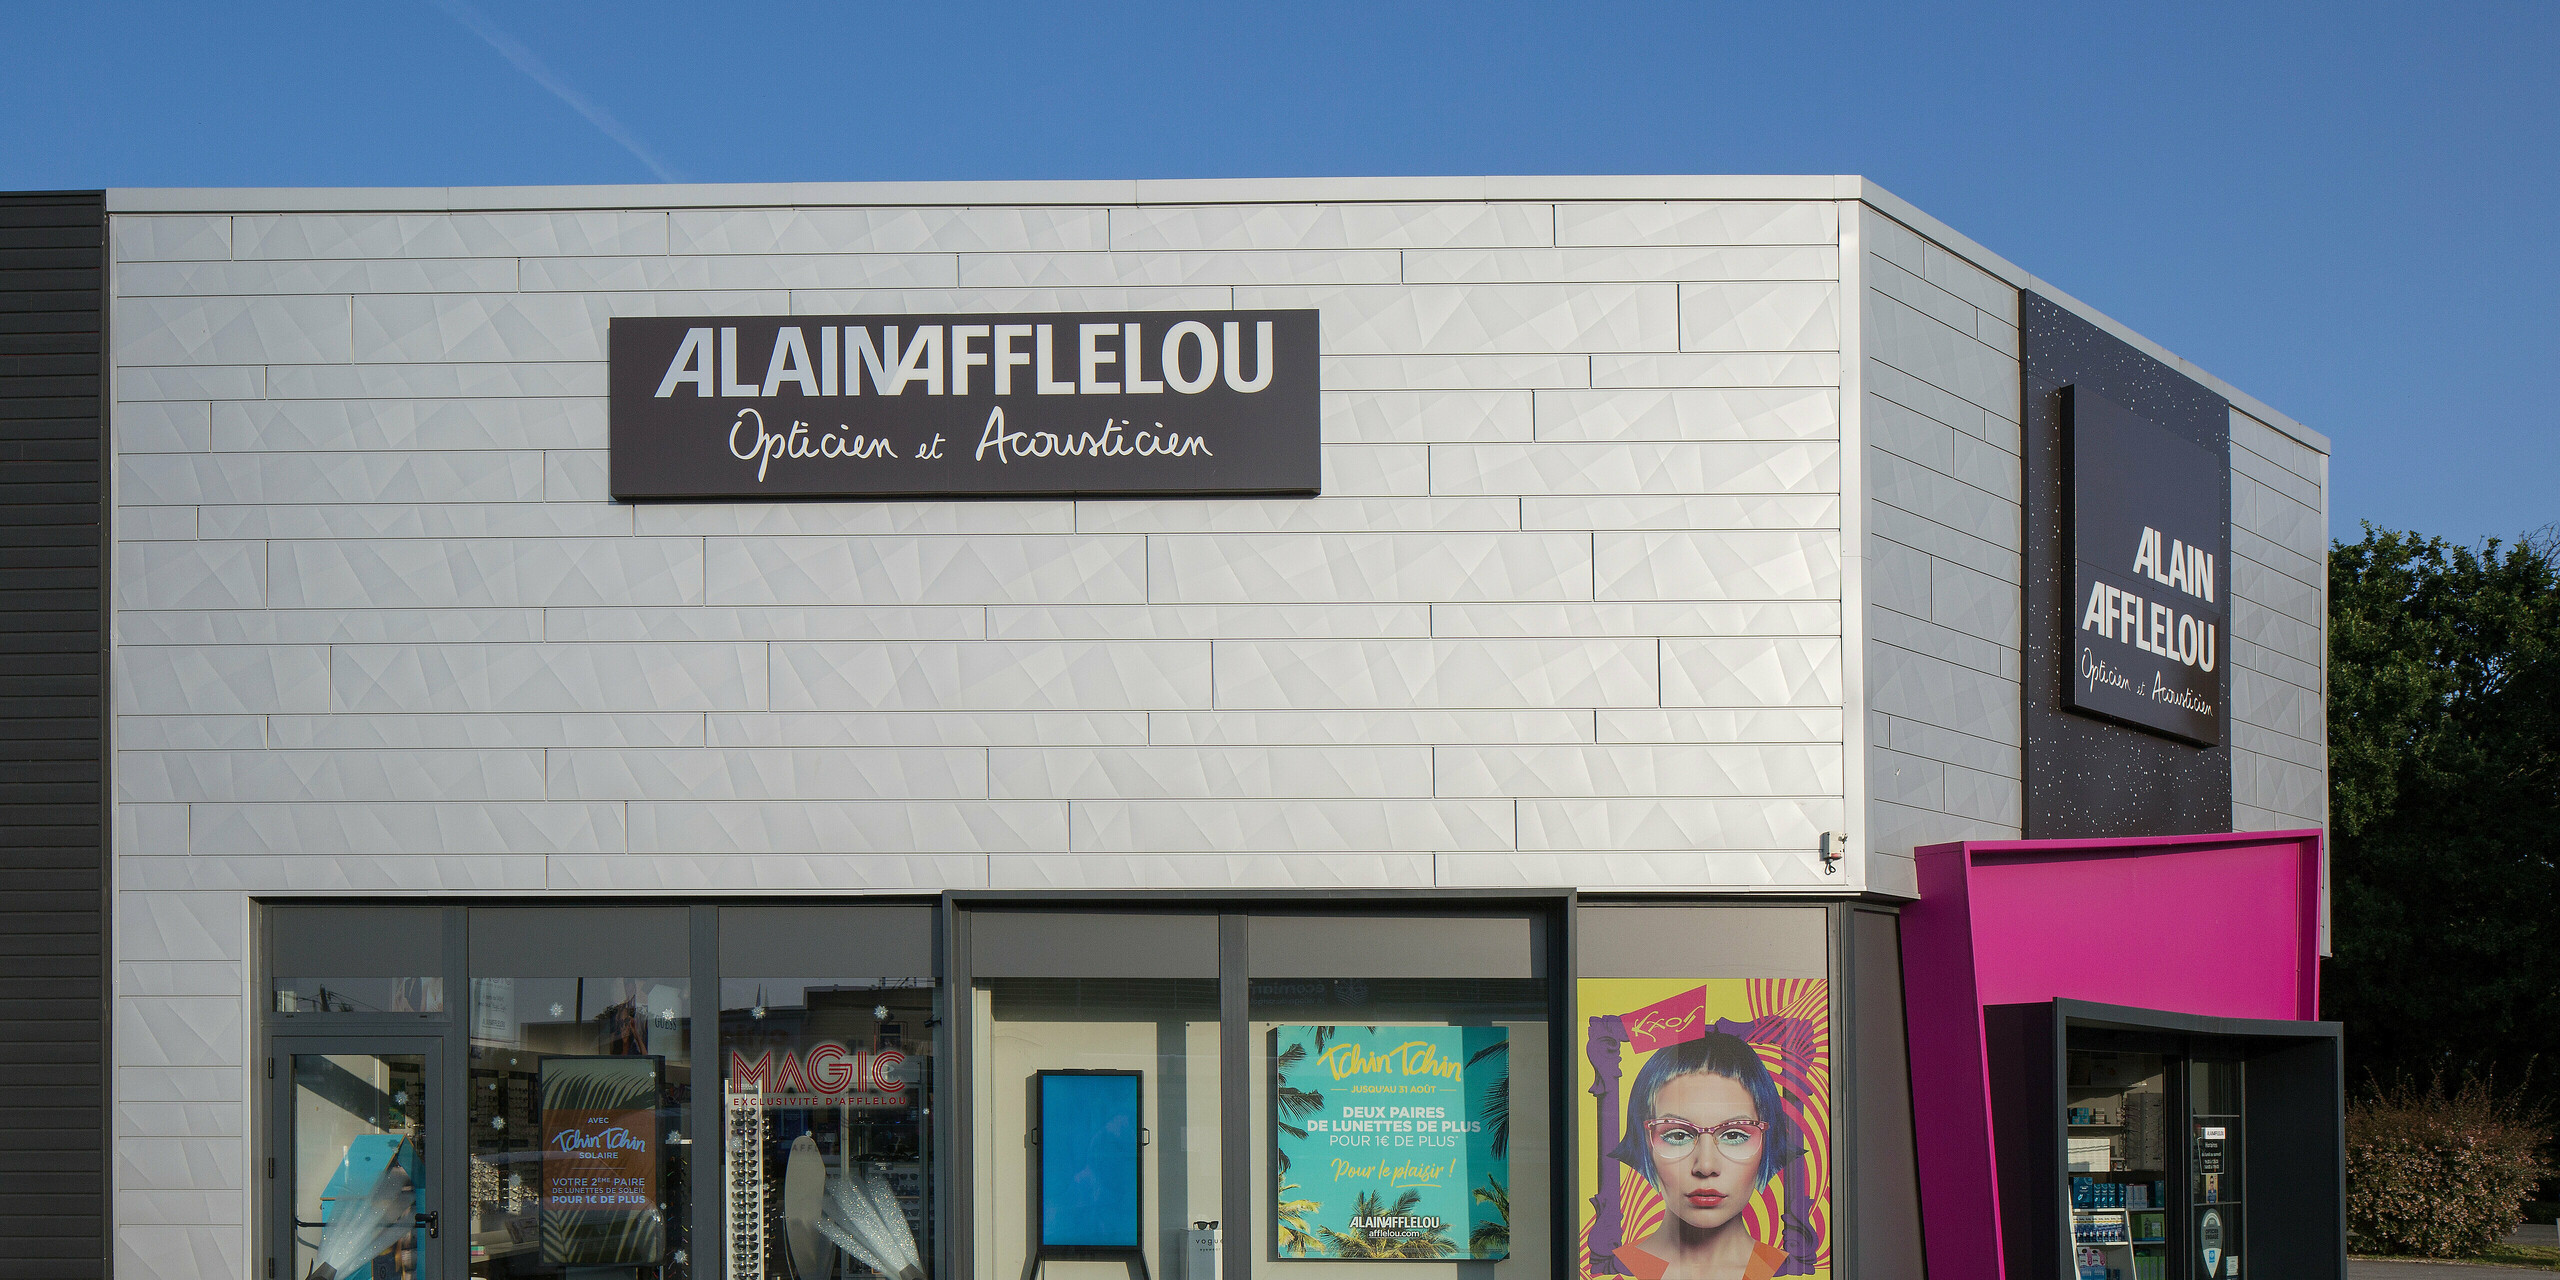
[1986,999,2340,1280]
[271,1037,446,1280]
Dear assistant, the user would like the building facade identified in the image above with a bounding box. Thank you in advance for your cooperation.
[0,176,2332,1280]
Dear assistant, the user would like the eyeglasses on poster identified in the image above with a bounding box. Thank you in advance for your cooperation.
[1579,979,1831,1280]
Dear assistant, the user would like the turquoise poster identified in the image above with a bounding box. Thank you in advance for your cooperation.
[1271,1025,1510,1261]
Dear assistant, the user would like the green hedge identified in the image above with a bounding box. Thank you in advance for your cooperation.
[2347,1069,2552,1256]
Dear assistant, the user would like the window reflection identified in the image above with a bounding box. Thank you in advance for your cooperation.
[467,976,691,1280]
[718,978,936,1280]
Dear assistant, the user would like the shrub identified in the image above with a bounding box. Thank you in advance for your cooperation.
[2347,1066,2553,1256]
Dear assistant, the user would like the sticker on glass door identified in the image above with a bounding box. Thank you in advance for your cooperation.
[290,1051,435,1280]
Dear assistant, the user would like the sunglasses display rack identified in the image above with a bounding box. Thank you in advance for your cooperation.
[727,1083,771,1280]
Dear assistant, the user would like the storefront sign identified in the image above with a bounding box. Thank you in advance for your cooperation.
[1578,979,1830,1279]
[608,310,1321,499]
[539,1056,664,1265]
[2066,387,2228,745]
[727,1043,908,1108]
[1269,1025,1508,1261]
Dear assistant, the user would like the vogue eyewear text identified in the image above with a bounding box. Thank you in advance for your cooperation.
[1644,1116,1767,1159]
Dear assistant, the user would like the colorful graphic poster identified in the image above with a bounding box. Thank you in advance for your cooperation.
[1270,1025,1509,1261]
[1577,980,1830,1280]
[539,1055,664,1265]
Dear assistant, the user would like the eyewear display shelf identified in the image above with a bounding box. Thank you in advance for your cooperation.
[2067,1053,2169,1280]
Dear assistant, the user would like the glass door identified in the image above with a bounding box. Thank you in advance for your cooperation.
[276,1039,443,1280]
[2187,1057,2243,1279]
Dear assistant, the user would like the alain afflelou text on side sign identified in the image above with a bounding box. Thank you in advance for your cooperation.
[2066,386,2227,745]
[608,310,1321,499]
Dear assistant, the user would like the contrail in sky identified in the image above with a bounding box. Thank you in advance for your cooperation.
[429,0,687,182]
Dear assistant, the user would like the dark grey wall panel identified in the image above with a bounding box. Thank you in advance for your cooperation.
[1850,908,1927,1275]
[969,910,1219,977]
[1249,911,1544,977]
[718,904,936,976]
[2244,1037,2346,1280]
[1576,905,1826,977]
[268,905,446,977]
[0,190,106,1280]
[2021,292,2234,837]
[468,907,690,975]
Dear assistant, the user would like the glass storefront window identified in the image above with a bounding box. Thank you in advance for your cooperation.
[719,977,937,1280]
[467,975,693,1280]
[276,977,447,1015]
[1250,976,1550,1278]
[973,976,1221,1280]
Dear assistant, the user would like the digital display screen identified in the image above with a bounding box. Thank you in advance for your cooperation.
[1038,1072,1141,1249]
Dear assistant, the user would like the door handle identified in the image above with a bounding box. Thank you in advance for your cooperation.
[416,1211,440,1240]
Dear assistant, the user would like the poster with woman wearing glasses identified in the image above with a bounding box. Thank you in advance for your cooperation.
[1577,979,1830,1280]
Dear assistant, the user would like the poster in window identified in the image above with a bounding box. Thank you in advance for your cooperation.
[1576,980,1830,1280]
[1269,1025,1509,1261]
[539,1055,665,1265]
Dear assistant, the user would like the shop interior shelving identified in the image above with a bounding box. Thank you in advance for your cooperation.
[2067,1051,2171,1280]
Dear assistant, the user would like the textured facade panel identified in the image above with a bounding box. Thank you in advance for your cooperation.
[705,535,1147,606]
[1405,244,1838,285]
[520,251,957,292]
[1435,744,1842,797]
[1431,440,1839,496]
[626,800,1067,854]
[271,536,704,609]
[1069,799,1515,853]
[1111,202,1551,251]
[1661,637,1846,707]
[1428,601,1839,637]
[546,747,988,800]
[986,603,1428,640]
[330,642,768,712]
[989,746,1436,799]
[988,852,1436,889]
[768,640,1211,711]
[1145,709,1594,745]
[1148,531,1594,603]
[1073,496,1519,534]
[213,397,605,452]
[1553,201,1837,247]
[233,211,669,259]
[960,248,1403,288]
[1533,387,1838,442]
[1235,282,1678,355]
[1211,638,1658,708]
[671,206,1108,254]
[1679,281,1841,352]
[185,802,628,856]
[119,255,522,297]
[114,293,351,365]
[1321,389,1533,444]
[1592,530,1843,600]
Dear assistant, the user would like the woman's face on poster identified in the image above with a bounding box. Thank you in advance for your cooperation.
[1645,1071,1762,1232]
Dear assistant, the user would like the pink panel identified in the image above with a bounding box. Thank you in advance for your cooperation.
[1965,832,2321,1020]
[1898,829,2323,1280]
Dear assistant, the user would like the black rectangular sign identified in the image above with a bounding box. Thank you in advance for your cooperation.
[609,309,1321,499]
[2065,386,2227,745]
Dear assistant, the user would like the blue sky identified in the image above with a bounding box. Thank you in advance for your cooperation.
[6,2,2550,548]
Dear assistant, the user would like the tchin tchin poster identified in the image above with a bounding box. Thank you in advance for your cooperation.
[1270,1025,1510,1261]
[1578,980,1830,1280]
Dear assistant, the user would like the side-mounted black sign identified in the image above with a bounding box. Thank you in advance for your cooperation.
[2065,387,2227,745]
[609,309,1321,499]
